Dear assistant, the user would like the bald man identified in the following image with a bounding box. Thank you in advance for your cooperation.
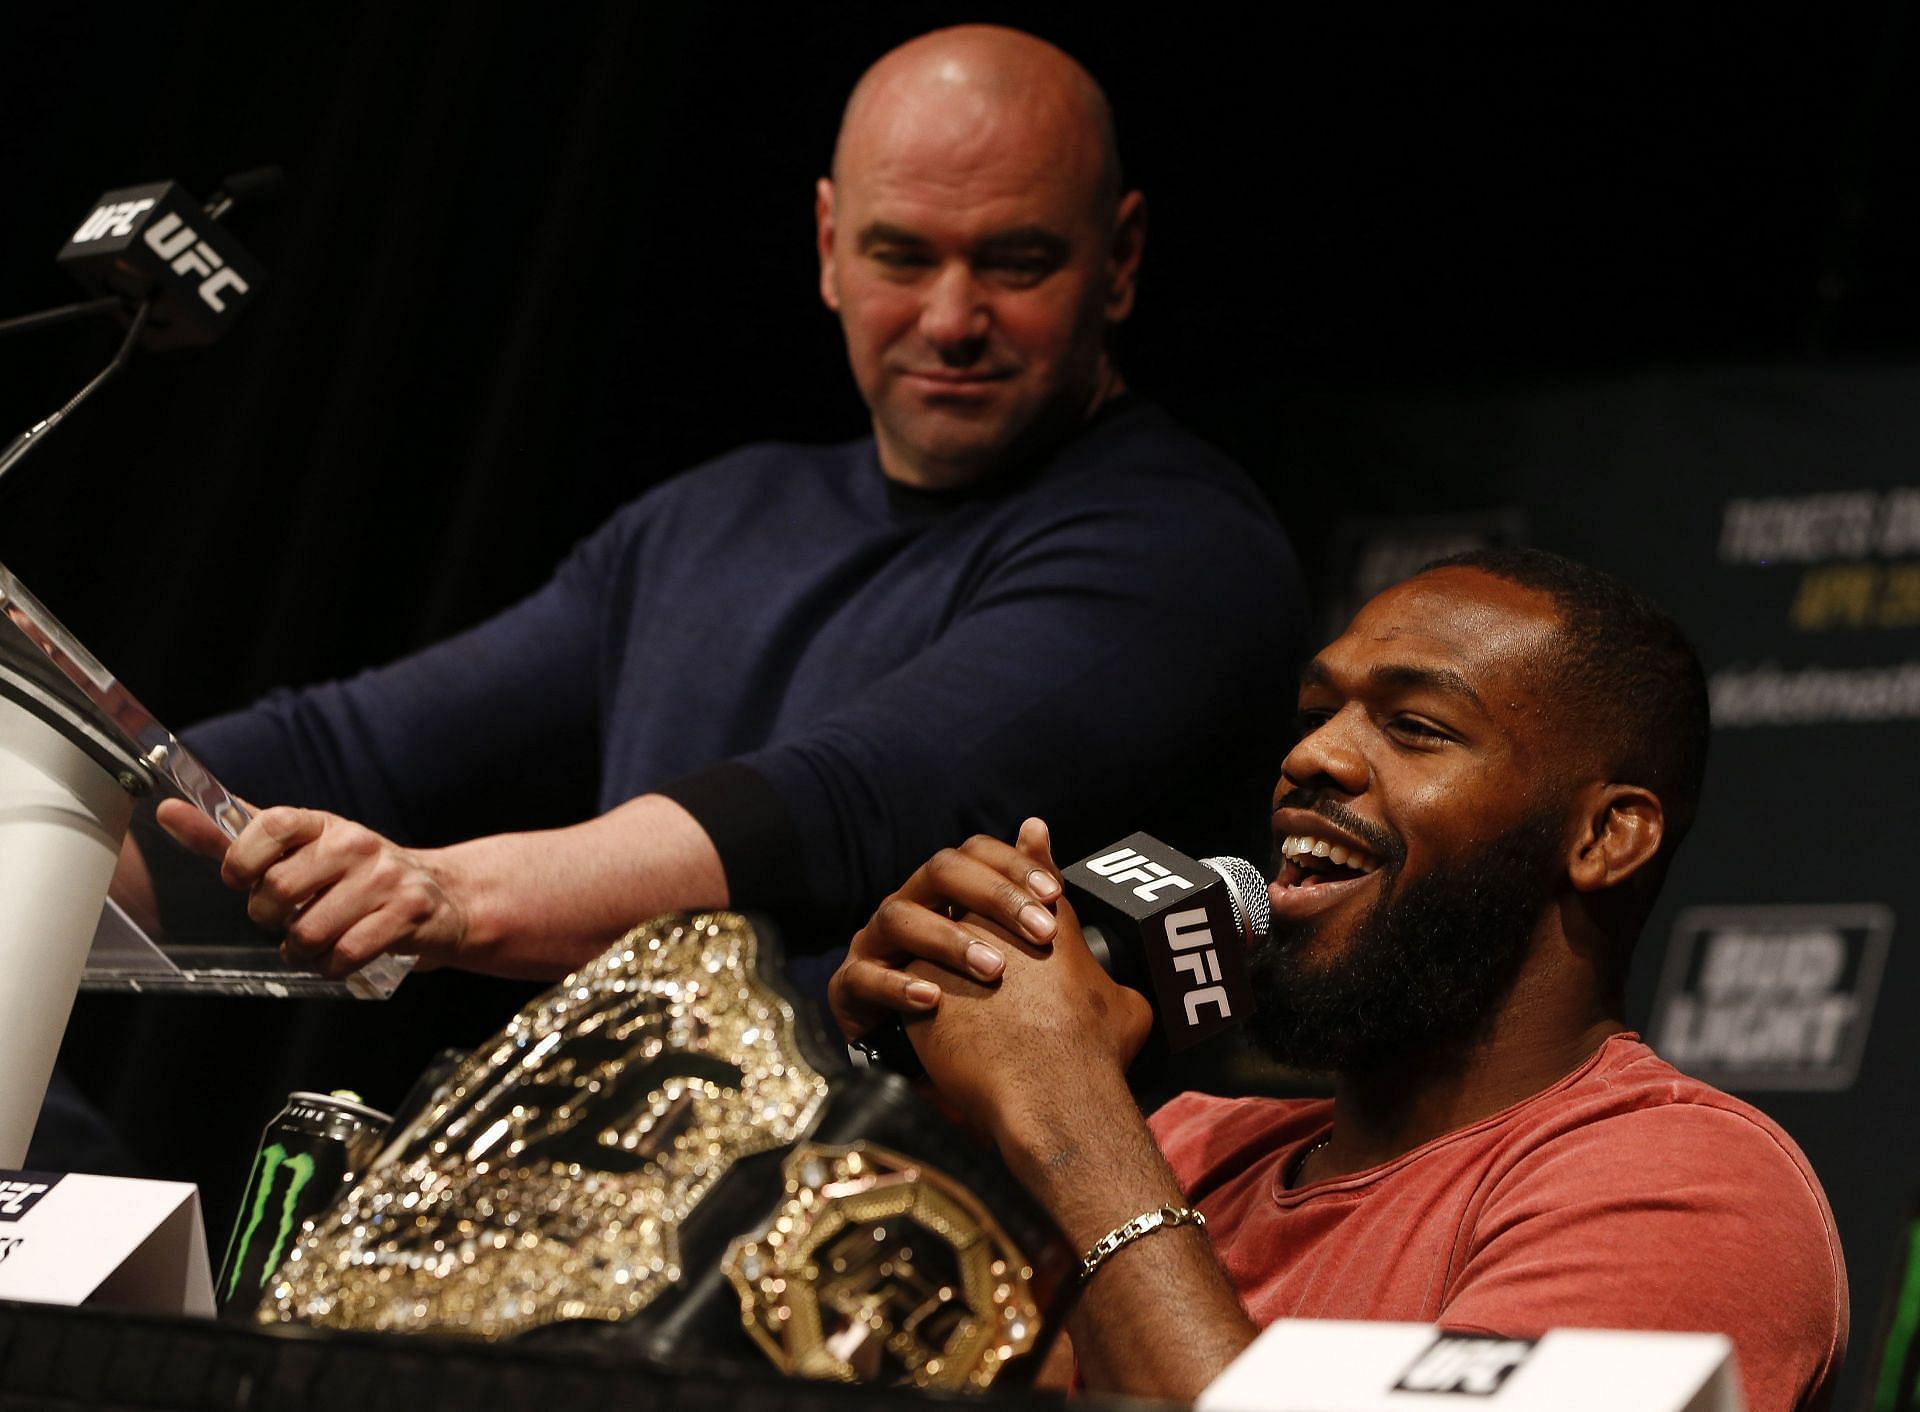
[138,26,1303,987]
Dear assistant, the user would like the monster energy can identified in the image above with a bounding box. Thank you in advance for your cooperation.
[216,1089,390,1317]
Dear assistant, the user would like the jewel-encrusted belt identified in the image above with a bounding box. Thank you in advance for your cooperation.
[259,912,833,1339]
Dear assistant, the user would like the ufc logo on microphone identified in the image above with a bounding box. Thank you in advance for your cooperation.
[143,213,250,311]
[1165,907,1230,1025]
[1085,847,1194,902]
[69,199,156,243]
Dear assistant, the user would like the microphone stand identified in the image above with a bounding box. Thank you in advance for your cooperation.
[0,295,126,337]
[0,296,151,492]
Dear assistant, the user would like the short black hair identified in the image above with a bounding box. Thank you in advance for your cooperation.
[1421,546,1710,849]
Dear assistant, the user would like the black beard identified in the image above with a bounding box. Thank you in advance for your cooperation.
[1248,812,1563,1076]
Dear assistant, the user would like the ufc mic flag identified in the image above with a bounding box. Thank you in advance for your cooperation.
[1062,832,1264,1055]
[56,181,265,349]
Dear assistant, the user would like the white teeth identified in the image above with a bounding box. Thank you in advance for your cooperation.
[1281,832,1378,874]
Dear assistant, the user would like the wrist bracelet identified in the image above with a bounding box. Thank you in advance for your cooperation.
[1078,1203,1207,1283]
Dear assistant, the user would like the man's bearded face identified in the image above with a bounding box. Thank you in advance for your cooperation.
[1248,799,1563,1075]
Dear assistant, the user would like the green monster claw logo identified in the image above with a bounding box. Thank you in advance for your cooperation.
[223,1144,318,1302]
[1877,1218,1920,1412]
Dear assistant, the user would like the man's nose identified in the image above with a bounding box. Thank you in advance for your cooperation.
[1279,707,1369,797]
[919,264,989,357]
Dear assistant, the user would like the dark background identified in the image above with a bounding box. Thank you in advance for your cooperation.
[2,4,1917,1408]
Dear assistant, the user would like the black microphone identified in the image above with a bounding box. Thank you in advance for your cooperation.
[55,178,268,349]
[852,831,1267,1080]
[1061,832,1266,1057]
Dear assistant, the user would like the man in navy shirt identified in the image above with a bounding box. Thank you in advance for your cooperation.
[148,25,1303,980]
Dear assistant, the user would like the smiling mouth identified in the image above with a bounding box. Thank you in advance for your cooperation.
[1267,832,1385,921]
[1276,831,1380,885]
[901,369,1011,388]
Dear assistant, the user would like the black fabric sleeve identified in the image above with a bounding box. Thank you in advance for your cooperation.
[655,759,811,909]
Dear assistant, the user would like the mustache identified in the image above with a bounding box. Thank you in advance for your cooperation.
[1270,787,1405,869]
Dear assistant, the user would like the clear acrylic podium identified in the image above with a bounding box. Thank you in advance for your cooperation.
[0,560,408,1164]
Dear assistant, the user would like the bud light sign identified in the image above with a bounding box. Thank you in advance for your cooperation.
[1649,903,1891,1091]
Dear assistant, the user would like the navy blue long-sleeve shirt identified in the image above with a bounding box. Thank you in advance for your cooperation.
[185,401,1305,946]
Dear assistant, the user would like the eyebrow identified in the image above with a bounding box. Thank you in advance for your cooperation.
[856,223,930,252]
[974,228,1071,261]
[854,223,1070,261]
[1300,658,1488,712]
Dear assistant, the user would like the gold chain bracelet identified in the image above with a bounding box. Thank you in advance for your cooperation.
[1078,1204,1207,1283]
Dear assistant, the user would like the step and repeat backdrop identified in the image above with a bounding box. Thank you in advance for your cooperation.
[1296,360,1920,1410]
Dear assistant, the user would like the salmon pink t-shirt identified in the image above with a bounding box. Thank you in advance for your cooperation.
[1149,1034,1846,1412]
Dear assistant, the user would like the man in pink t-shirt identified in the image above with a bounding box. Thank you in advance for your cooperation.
[829,547,1847,1409]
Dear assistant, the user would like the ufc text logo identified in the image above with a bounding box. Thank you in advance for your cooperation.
[1393,1334,1537,1396]
[0,1177,58,1220]
[1165,906,1231,1026]
[69,199,156,243]
[143,212,250,311]
[1085,847,1194,902]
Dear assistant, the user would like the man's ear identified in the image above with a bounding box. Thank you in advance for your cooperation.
[1104,190,1148,323]
[815,178,841,313]
[1567,783,1666,893]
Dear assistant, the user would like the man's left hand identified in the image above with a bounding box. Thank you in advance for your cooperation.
[156,797,465,977]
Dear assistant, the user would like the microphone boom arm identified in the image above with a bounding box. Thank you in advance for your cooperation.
[0,297,151,492]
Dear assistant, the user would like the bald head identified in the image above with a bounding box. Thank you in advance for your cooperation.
[814,26,1146,489]
[832,26,1123,218]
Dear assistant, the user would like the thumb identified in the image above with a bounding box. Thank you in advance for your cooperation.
[1016,816,1058,874]
[155,797,237,862]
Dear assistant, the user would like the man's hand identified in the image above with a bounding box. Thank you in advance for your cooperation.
[830,816,1065,1040]
[831,817,1153,1159]
[156,798,465,978]
[152,791,728,982]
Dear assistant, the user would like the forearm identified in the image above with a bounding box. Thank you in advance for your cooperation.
[432,793,729,979]
[997,1068,1257,1400]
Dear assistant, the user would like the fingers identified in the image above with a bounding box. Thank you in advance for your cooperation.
[286,906,418,981]
[238,812,386,932]
[832,899,998,1040]
[1014,816,1062,896]
[919,840,1058,949]
[275,860,396,966]
[830,821,1071,1043]
[867,896,1006,977]
[219,806,329,890]
[829,954,942,1040]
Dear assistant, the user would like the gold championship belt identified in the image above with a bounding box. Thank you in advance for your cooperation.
[258,912,1073,1390]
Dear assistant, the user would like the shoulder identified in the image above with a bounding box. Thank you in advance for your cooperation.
[613,437,875,516]
[1451,1040,1847,1409]
[1497,1038,1833,1204]
[1476,1038,1839,1247]
[1030,401,1277,519]
[993,402,1302,603]
[570,437,877,556]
